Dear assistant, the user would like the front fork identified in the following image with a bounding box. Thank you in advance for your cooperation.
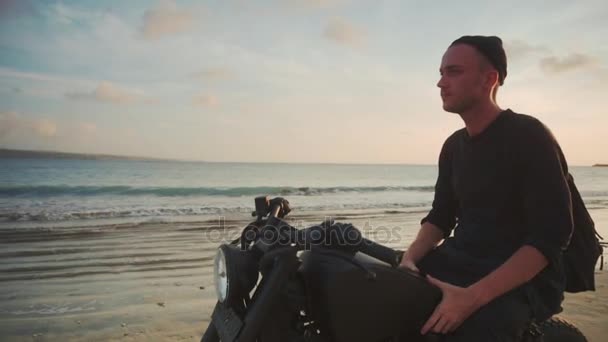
[204,247,301,342]
[201,322,219,342]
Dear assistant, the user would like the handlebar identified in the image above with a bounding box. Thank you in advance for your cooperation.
[278,221,401,268]
[247,196,400,267]
[253,196,291,221]
[358,238,400,268]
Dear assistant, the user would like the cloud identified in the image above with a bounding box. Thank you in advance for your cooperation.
[49,1,98,25]
[191,67,233,81]
[32,119,57,137]
[505,40,550,59]
[598,68,608,82]
[0,111,57,139]
[140,0,194,40]
[289,0,344,8]
[193,93,219,107]
[323,17,366,47]
[79,123,97,136]
[0,0,38,19]
[0,67,92,87]
[540,53,599,74]
[0,112,18,139]
[66,81,143,104]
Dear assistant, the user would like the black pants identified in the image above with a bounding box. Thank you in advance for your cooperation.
[418,250,533,342]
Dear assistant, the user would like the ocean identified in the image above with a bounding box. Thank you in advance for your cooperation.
[1,158,608,230]
[1,158,607,340]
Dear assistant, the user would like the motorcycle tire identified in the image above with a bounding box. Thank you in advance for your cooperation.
[539,317,587,342]
[201,322,220,342]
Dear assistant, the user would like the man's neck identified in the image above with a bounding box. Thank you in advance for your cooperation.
[459,102,504,137]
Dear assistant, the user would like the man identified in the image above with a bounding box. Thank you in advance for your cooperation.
[399,36,573,341]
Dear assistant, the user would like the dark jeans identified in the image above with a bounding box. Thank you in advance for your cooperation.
[417,249,533,342]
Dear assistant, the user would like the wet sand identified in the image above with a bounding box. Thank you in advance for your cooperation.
[1,210,606,341]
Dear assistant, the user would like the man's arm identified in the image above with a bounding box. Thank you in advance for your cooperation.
[422,118,573,335]
[402,137,458,271]
[421,245,547,334]
[470,118,571,304]
[400,222,445,271]
[469,245,547,306]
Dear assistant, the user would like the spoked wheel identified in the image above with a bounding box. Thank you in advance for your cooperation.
[537,317,587,342]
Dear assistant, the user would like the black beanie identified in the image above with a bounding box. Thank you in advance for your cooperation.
[450,35,507,85]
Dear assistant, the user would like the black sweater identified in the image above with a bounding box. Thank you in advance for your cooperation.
[421,109,573,320]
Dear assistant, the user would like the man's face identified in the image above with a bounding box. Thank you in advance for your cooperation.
[437,44,488,114]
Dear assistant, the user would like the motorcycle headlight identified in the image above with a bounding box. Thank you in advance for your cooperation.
[213,244,259,304]
[214,246,230,303]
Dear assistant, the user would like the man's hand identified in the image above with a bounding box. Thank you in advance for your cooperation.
[398,258,420,273]
[420,246,549,335]
[400,223,444,273]
[421,275,483,335]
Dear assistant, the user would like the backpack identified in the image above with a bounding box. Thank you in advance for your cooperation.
[563,173,604,293]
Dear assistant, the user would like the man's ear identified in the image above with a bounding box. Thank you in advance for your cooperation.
[483,69,500,98]
[486,69,499,89]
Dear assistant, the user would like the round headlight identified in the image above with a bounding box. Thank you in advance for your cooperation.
[212,244,260,304]
[214,247,229,303]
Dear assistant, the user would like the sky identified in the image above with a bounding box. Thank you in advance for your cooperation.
[0,0,607,165]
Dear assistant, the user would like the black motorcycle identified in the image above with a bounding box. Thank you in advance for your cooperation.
[201,196,587,342]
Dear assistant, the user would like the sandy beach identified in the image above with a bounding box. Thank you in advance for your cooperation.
[1,209,606,342]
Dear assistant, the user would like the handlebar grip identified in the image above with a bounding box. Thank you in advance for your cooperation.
[269,204,281,218]
[358,238,400,267]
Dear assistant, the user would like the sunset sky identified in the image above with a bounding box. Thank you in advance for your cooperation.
[1,0,607,165]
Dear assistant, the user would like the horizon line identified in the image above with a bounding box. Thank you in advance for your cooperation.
[0,147,600,167]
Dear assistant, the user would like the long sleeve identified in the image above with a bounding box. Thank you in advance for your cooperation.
[518,120,573,267]
[421,137,458,238]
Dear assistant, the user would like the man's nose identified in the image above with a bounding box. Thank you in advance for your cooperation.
[437,75,447,88]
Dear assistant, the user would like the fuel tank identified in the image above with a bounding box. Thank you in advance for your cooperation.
[299,250,441,342]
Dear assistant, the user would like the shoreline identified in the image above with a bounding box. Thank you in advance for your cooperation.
[0,210,606,341]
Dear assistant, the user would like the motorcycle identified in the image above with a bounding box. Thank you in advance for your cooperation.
[201,196,587,342]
